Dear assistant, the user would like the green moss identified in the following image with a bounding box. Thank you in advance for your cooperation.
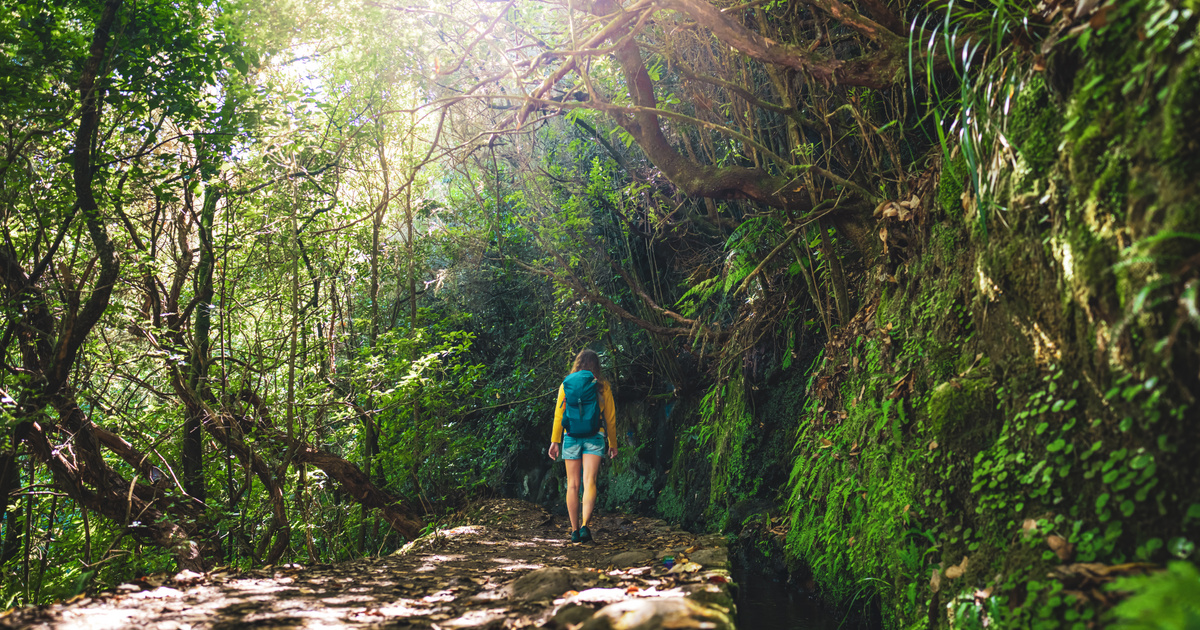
[930,223,958,264]
[655,416,705,526]
[1066,226,1118,311]
[925,375,998,450]
[955,352,989,375]
[1069,123,1112,193]
[1008,75,1062,169]
[1160,49,1200,177]
[1088,149,1130,218]
[938,152,967,219]
[656,483,686,524]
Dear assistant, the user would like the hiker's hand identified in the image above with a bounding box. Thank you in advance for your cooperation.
[548,443,560,461]
[608,446,618,459]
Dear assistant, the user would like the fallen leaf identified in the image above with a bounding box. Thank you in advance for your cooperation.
[928,440,939,451]
[819,438,833,449]
[626,585,641,594]
[668,562,702,574]
[887,372,912,400]
[1090,4,1113,27]
[945,556,969,579]
[1047,535,1075,562]
[930,569,942,593]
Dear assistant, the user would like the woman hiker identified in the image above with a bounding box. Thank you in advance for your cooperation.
[547,349,618,543]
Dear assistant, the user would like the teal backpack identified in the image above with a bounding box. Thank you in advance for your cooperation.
[561,370,601,438]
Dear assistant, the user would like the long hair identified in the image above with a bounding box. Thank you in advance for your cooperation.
[570,349,606,385]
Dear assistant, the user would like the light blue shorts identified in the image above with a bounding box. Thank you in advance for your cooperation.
[562,434,607,460]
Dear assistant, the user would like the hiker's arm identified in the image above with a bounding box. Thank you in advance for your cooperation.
[602,384,617,450]
[549,385,566,460]
[551,384,566,443]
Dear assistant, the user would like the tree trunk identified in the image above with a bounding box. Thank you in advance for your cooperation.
[0,451,22,565]
[184,186,221,502]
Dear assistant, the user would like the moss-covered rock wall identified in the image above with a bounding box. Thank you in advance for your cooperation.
[771,2,1200,627]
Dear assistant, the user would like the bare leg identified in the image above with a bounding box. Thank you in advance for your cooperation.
[565,458,582,532]
[580,453,601,527]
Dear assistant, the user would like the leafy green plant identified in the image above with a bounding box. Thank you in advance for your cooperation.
[910,0,1046,236]
[1107,562,1200,629]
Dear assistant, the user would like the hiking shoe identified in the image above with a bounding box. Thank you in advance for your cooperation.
[579,525,593,543]
[570,529,581,543]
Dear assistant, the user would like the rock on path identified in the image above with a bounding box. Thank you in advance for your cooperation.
[1,499,736,630]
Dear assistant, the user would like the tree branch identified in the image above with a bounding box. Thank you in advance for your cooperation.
[655,0,906,88]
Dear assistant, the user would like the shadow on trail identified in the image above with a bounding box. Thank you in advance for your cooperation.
[2,500,736,630]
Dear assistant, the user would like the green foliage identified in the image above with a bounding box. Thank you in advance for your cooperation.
[697,374,756,523]
[1107,562,1200,629]
[787,390,925,621]
[912,0,1050,236]
[357,328,489,503]
[605,449,657,512]
[655,483,687,525]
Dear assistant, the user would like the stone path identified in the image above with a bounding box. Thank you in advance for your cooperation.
[1,499,736,629]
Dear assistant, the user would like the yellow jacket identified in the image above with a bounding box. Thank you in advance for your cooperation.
[551,379,617,448]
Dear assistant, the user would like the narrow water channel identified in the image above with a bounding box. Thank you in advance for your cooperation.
[731,561,880,630]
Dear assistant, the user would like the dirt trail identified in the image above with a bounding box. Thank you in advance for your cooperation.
[1,499,736,629]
